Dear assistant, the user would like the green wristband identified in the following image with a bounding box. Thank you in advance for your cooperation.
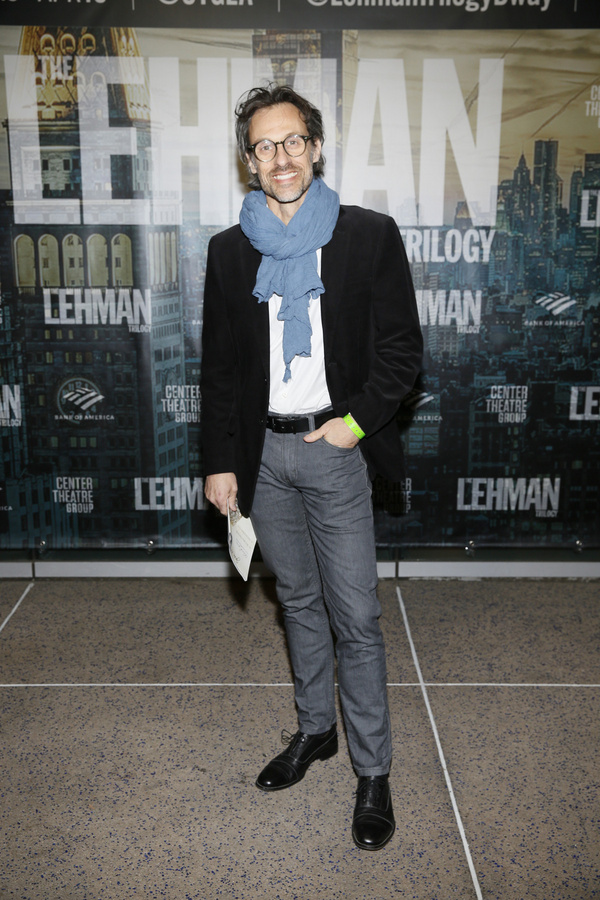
[343,413,365,440]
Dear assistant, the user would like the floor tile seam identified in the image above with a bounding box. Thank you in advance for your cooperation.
[392,682,600,688]
[0,681,296,688]
[396,585,483,900]
[0,582,35,636]
[3,681,599,689]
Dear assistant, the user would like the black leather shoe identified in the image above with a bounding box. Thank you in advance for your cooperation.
[352,775,395,850]
[256,725,338,791]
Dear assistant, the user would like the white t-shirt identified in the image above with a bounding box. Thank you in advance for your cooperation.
[268,248,332,415]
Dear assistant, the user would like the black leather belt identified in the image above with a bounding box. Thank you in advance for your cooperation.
[266,410,335,434]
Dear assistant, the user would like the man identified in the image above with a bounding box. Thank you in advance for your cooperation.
[201,84,422,851]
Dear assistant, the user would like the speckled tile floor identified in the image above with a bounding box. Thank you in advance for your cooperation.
[0,577,598,899]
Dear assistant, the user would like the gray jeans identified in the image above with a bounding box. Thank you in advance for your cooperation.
[250,428,392,776]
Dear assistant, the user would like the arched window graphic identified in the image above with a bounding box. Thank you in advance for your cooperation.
[89,72,108,120]
[14,235,36,287]
[79,33,96,55]
[59,33,77,56]
[39,34,56,55]
[153,232,161,286]
[87,234,109,287]
[73,67,87,94]
[159,231,166,285]
[118,29,137,58]
[112,234,133,287]
[63,234,84,286]
[39,234,60,287]
[165,232,172,284]
[147,232,155,285]
[170,230,177,284]
[90,71,107,91]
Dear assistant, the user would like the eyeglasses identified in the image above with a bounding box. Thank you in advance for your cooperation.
[247,134,312,163]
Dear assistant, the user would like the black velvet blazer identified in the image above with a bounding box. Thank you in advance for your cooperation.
[200,204,423,516]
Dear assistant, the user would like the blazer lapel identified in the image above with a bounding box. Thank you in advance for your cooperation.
[239,236,270,377]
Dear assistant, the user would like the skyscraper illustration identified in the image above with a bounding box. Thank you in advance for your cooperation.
[533,139,561,251]
[2,26,190,549]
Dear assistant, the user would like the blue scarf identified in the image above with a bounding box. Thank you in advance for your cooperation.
[239,178,340,382]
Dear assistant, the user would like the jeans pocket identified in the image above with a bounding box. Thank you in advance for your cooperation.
[319,436,358,453]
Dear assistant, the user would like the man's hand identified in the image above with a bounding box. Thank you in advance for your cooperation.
[205,472,238,516]
[303,416,359,449]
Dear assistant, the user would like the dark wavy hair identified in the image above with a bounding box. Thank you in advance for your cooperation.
[235,84,326,189]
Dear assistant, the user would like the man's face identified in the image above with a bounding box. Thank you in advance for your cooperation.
[246,102,322,224]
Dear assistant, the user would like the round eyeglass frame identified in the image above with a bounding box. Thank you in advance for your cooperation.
[247,134,312,163]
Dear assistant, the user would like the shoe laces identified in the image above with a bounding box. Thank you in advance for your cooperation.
[281,729,310,752]
[281,729,296,746]
[355,777,388,808]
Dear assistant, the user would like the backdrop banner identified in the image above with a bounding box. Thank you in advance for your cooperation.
[1,0,597,31]
[0,7,599,550]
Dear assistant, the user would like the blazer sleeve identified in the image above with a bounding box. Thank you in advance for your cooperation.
[344,214,423,437]
[200,235,237,476]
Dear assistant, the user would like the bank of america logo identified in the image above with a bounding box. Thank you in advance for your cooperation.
[534,291,577,315]
[57,377,105,421]
[62,386,104,411]
[404,390,435,411]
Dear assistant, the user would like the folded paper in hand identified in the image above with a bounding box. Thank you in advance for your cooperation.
[227,505,257,581]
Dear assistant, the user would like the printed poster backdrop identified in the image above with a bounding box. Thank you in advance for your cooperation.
[0,0,598,551]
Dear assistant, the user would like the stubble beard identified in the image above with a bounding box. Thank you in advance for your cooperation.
[259,162,314,207]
